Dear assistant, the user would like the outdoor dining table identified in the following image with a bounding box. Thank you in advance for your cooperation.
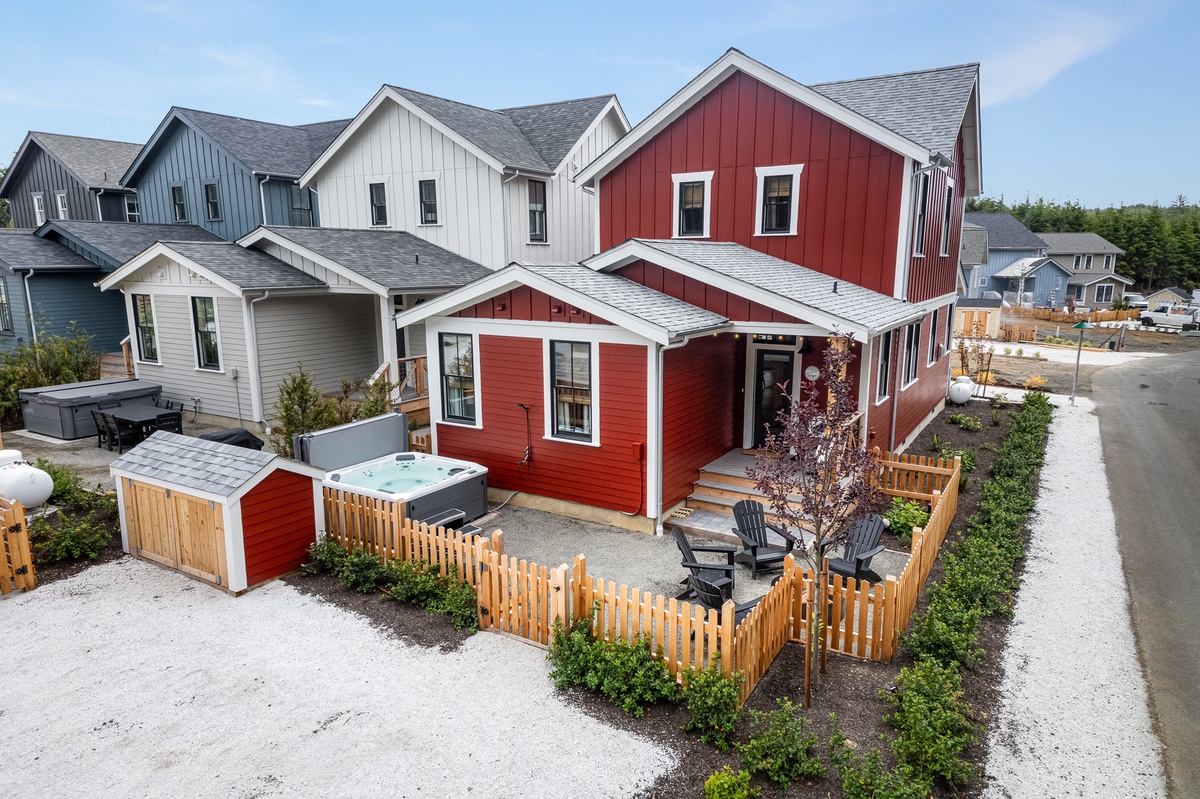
[106,404,164,427]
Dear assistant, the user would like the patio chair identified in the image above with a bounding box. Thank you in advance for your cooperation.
[686,574,763,626]
[154,410,184,434]
[90,409,111,449]
[671,526,735,602]
[731,499,795,578]
[827,514,887,581]
[105,413,143,454]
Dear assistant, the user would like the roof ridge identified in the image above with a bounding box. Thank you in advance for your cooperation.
[31,131,142,147]
[386,86,507,116]
[811,62,979,88]
[174,106,342,132]
[497,94,614,112]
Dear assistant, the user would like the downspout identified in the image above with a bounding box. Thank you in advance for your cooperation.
[652,334,697,535]
[22,269,36,344]
[248,291,270,427]
[95,188,105,220]
[256,173,270,225]
[501,170,520,266]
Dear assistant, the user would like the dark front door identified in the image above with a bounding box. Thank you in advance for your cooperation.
[753,349,795,448]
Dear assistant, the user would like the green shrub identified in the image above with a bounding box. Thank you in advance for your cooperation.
[991,408,1002,426]
[682,663,744,751]
[829,718,931,799]
[0,324,99,424]
[302,536,349,575]
[425,567,479,631]
[384,558,443,605]
[382,559,478,631]
[904,599,983,668]
[882,497,929,546]
[883,660,976,786]
[929,433,945,452]
[268,365,339,457]
[336,547,389,593]
[33,459,92,509]
[704,766,760,799]
[991,392,1009,408]
[738,698,824,786]
[31,511,111,563]
[958,415,982,432]
[548,615,595,688]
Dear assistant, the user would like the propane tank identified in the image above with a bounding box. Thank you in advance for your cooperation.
[947,375,974,406]
[0,449,23,467]
[0,460,55,508]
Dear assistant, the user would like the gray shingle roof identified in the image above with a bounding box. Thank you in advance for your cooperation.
[42,221,224,266]
[992,257,1070,279]
[161,108,351,177]
[163,241,325,290]
[957,298,1002,309]
[519,263,728,338]
[631,240,924,332]
[811,63,978,159]
[1037,232,1124,255]
[389,88,614,172]
[261,226,490,291]
[0,229,95,271]
[960,224,988,266]
[28,132,142,189]
[962,213,1047,250]
[111,431,276,496]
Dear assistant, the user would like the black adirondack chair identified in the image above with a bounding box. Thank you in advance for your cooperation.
[154,410,184,434]
[731,499,795,578]
[686,574,763,625]
[827,514,887,581]
[104,413,143,454]
[672,526,735,602]
[90,409,111,449]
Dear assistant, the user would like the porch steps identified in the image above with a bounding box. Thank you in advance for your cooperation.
[99,352,134,379]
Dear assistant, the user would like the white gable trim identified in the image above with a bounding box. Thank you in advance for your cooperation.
[555,96,632,176]
[99,242,244,296]
[237,227,389,296]
[303,86,505,185]
[576,49,931,186]
[1069,273,1134,287]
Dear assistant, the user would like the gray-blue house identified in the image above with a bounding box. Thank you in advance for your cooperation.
[989,256,1072,308]
[121,108,350,241]
[962,212,1047,300]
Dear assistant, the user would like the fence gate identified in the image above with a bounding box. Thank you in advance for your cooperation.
[1,498,36,594]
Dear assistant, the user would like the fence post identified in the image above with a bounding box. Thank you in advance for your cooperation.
[549,563,569,634]
[491,529,505,558]
[572,554,587,621]
[881,575,899,661]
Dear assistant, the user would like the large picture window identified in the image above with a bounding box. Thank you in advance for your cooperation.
[551,340,591,441]
[133,294,158,362]
[902,322,920,386]
[439,333,475,423]
[369,182,388,226]
[191,297,220,370]
[528,180,547,242]
[1096,284,1114,303]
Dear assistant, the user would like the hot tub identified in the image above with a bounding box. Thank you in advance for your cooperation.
[19,378,162,439]
[325,452,488,524]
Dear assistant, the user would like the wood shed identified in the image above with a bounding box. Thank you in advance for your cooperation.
[110,431,324,593]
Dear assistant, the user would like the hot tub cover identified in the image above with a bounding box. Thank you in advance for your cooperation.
[19,379,162,406]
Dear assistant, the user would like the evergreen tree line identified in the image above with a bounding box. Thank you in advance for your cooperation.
[966,195,1200,292]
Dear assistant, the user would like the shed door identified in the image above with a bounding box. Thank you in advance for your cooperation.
[128,482,179,568]
[125,479,227,587]
[174,495,226,584]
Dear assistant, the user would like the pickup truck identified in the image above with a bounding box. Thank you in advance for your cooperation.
[1139,304,1199,327]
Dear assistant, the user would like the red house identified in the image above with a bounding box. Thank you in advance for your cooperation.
[395,50,982,533]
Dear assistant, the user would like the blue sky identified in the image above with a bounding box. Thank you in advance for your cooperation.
[3,0,1194,208]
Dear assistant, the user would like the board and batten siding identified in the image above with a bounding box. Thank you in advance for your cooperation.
[312,100,506,268]
[28,272,127,351]
[505,109,627,264]
[905,132,965,304]
[261,179,320,228]
[253,241,362,289]
[254,293,380,421]
[132,122,264,241]
[6,146,99,227]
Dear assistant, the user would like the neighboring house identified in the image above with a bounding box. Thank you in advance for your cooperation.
[1038,231,1130,308]
[962,212,1046,299]
[958,220,987,296]
[121,108,350,241]
[0,132,141,227]
[301,88,630,268]
[100,227,489,426]
[394,50,981,533]
[1143,286,1192,308]
[988,256,1072,308]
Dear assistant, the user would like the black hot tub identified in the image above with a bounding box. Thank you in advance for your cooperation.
[20,378,162,439]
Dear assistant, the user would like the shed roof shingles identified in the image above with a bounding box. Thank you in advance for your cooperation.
[111,431,276,496]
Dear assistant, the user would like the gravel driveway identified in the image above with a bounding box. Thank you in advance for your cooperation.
[0,560,674,798]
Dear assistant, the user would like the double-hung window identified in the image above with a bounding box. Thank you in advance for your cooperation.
[191,297,220,370]
[0,278,12,333]
[419,179,438,225]
[125,195,140,223]
[928,309,940,364]
[204,182,221,220]
[290,185,313,226]
[939,185,954,256]
[439,333,475,424]
[902,322,920,386]
[672,171,713,238]
[32,194,46,225]
[1073,255,1082,270]
[171,185,188,222]
[369,182,388,226]
[1104,254,1113,270]
[912,172,930,256]
[876,331,892,402]
[1096,284,1114,303]
[754,164,804,236]
[1084,255,1093,270]
[551,340,592,441]
[132,294,158,362]
[55,192,69,220]
[528,180,547,242]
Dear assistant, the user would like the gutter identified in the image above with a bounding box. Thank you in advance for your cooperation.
[256,173,271,224]
[651,333,699,535]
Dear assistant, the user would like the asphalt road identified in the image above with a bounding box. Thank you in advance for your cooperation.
[1093,349,1200,797]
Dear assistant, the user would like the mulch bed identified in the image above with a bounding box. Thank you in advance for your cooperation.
[27,505,125,586]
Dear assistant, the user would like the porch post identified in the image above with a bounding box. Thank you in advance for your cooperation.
[379,294,399,403]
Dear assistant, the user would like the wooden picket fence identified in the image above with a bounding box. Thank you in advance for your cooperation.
[1,498,36,595]
[1011,307,1138,324]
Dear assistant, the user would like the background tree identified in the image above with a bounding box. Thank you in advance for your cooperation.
[0,167,10,228]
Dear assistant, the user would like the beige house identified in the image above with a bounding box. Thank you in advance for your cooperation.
[1039,232,1130,308]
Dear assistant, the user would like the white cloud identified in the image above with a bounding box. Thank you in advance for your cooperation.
[296,97,348,111]
[198,46,287,93]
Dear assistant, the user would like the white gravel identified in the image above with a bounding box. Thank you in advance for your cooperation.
[982,396,1166,797]
[0,560,675,798]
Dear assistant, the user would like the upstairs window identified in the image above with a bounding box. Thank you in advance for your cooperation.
[754,164,804,236]
[32,194,45,225]
[939,185,954,256]
[912,172,930,256]
[369,182,388,226]
[1084,254,1093,270]
[125,195,140,223]
[290,185,313,226]
[171,185,188,222]
[551,340,592,441]
[439,333,476,424]
[132,294,158,362]
[1073,255,1082,270]
[1104,254,1113,270]
[204,182,221,221]
[876,330,892,402]
[0,278,12,333]
[928,308,940,364]
[419,179,438,225]
[672,171,713,239]
[55,192,69,220]
[191,297,220,370]
[528,179,547,242]
[902,322,920,386]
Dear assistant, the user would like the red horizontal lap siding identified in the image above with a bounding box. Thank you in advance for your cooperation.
[241,470,317,587]
[906,132,966,303]
[600,71,905,295]
[614,260,802,323]
[661,334,742,510]
[437,336,648,514]
[454,286,613,325]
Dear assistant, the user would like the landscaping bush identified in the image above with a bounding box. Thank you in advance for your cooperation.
[682,663,744,751]
[882,497,929,546]
[302,536,349,575]
[903,599,984,668]
[337,547,390,593]
[30,511,111,563]
[34,459,92,509]
[0,324,99,424]
[947,413,982,432]
[738,697,824,787]
[423,566,479,631]
[883,660,976,786]
[384,558,443,605]
[268,365,338,457]
[1023,374,1047,391]
[829,719,930,799]
[704,766,760,799]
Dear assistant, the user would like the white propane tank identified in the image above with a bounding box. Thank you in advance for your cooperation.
[0,449,23,467]
[947,375,974,406]
[0,461,55,508]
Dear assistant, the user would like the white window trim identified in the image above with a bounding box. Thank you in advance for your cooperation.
[875,330,892,405]
[170,184,188,222]
[527,178,549,245]
[977,276,987,288]
[432,329,482,430]
[31,193,45,225]
[131,293,161,365]
[753,164,804,237]
[543,338,601,447]
[1084,254,1093,270]
[938,181,954,256]
[203,181,221,221]
[1072,255,1082,270]
[1104,254,1113,270]
[367,178,390,228]
[55,192,69,221]
[912,172,930,257]
[415,173,441,228]
[927,309,939,365]
[900,322,920,389]
[671,170,714,239]
[1095,284,1114,303]
[125,195,140,223]
[189,295,225,373]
